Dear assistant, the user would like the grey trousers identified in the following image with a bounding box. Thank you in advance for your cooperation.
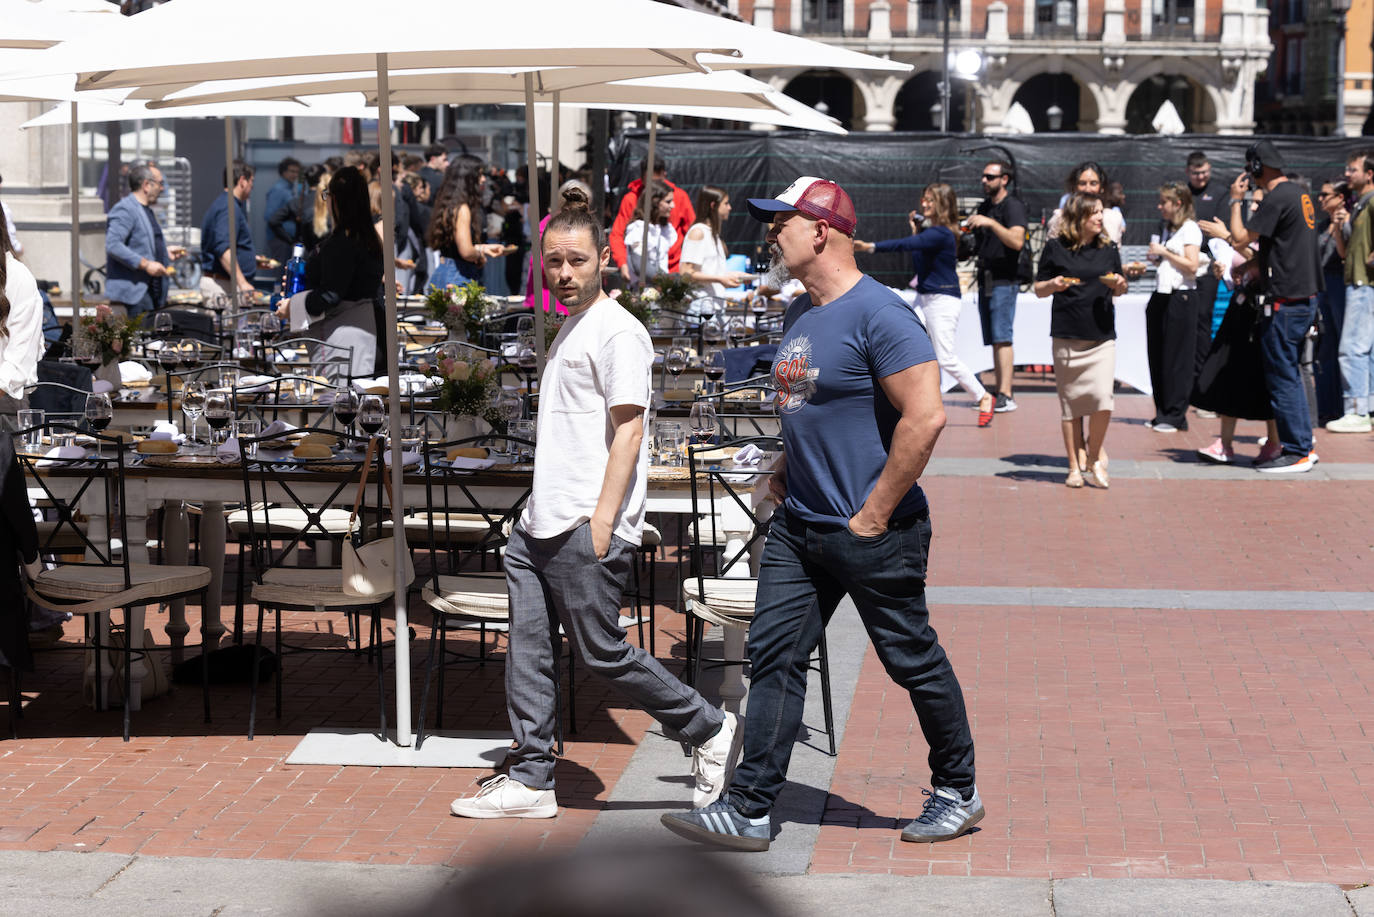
[504,521,724,790]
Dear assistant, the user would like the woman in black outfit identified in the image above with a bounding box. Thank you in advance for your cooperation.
[300,166,382,379]
[425,155,505,291]
[1034,192,1128,489]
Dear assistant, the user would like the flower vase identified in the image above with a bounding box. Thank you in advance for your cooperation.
[445,325,468,344]
[94,359,122,392]
[443,413,488,443]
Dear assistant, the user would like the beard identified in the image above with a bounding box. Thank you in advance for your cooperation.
[762,244,792,289]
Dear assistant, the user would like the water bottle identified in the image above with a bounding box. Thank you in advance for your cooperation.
[284,243,308,297]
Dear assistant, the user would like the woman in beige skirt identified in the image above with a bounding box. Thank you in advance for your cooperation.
[1034,193,1128,488]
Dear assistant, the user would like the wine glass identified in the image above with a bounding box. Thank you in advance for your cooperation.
[181,338,202,369]
[181,380,206,449]
[702,350,726,393]
[333,388,360,441]
[157,337,181,373]
[702,312,724,345]
[726,316,748,346]
[357,394,386,439]
[492,388,523,426]
[688,401,718,447]
[153,310,174,339]
[665,345,688,386]
[750,294,769,325]
[73,334,100,368]
[203,390,233,447]
[84,392,113,455]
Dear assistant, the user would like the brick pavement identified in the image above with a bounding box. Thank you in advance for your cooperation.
[2,382,1371,884]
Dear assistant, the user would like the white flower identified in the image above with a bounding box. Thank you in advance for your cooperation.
[641,288,660,302]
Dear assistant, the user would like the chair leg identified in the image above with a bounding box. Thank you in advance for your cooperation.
[647,551,657,658]
[817,631,836,757]
[248,604,266,741]
[7,663,21,739]
[436,620,447,730]
[274,609,284,719]
[374,606,388,741]
[121,607,134,742]
[232,539,247,646]
[565,638,577,736]
[415,616,440,750]
[91,614,105,713]
[201,590,212,724]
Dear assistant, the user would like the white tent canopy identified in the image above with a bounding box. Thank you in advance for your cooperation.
[1001,101,1036,135]
[1152,99,1186,135]
[20,94,420,128]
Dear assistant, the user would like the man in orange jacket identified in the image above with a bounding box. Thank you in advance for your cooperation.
[609,156,695,282]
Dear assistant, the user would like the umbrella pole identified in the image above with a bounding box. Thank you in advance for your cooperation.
[224,118,235,308]
[638,114,656,285]
[549,91,560,216]
[377,53,412,748]
[70,101,80,317]
[524,74,545,376]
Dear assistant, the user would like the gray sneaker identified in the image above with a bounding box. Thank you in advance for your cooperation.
[900,786,984,843]
[661,799,771,852]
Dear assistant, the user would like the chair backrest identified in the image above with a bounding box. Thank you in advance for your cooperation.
[160,362,245,423]
[27,372,93,426]
[15,421,130,583]
[269,337,355,385]
[420,433,533,579]
[685,435,783,587]
[140,308,218,345]
[694,379,778,438]
[235,426,382,578]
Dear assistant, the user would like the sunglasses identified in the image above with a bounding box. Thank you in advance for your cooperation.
[980,173,1005,181]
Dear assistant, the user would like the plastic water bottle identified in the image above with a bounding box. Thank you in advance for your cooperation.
[284,243,307,297]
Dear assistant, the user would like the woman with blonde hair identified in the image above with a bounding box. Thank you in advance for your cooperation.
[855,182,994,425]
[311,170,332,243]
[1034,192,1127,488]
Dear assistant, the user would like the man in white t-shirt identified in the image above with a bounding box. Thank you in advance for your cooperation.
[450,196,740,821]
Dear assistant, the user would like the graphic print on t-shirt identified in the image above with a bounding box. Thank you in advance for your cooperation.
[773,334,817,414]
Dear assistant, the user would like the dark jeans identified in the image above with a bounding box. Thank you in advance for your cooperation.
[1193,271,1220,379]
[1315,273,1347,423]
[1258,297,1317,455]
[727,505,975,818]
[1146,289,1198,428]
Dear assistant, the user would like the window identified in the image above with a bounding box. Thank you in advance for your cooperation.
[1152,0,1195,35]
[804,0,844,32]
[1285,36,1304,95]
[1035,0,1075,35]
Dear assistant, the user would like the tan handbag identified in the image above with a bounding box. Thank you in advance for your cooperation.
[342,437,415,597]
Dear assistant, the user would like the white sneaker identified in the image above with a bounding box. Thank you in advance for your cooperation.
[691,710,743,808]
[450,774,557,819]
[1324,413,1372,434]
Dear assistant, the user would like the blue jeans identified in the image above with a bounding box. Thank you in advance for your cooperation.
[727,504,975,818]
[977,281,1017,346]
[1338,284,1374,416]
[1258,297,1316,455]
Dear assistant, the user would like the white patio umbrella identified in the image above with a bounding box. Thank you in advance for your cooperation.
[1152,100,1186,135]
[20,94,420,128]
[15,0,907,750]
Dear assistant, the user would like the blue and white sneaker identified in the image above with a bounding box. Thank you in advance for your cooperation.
[661,799,771,852]
[900,786,984,843]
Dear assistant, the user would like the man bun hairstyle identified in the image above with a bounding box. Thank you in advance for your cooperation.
[543,182,604,252]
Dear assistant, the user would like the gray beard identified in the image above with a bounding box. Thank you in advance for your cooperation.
[763,246,791,288]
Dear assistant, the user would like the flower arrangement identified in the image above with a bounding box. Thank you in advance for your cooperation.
[646,271,696,312]
[609,288,656,328]
[423,280,496,340]
[418,354,503,428]
[81,307,140,365]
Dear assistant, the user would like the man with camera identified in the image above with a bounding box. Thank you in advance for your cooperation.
[1226,140,1322,473]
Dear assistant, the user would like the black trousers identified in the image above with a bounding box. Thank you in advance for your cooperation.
[1193,271,1220,380]
[1147,289,1199,428]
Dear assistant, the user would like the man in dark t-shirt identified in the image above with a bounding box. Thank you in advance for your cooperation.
[967,160,1027,411]
[662,177,981,853]
[1186,150,1228,379]
[1227,140,1322,473]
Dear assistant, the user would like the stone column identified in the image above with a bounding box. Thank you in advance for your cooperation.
[869,0,892,39]
[753,0,775,30]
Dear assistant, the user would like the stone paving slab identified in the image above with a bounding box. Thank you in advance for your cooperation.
[1051,877,1357,916]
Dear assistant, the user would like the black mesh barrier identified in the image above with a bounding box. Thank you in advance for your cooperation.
[611,131,1371,288]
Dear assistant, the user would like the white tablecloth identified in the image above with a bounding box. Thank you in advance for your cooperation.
[897,289,1152,396]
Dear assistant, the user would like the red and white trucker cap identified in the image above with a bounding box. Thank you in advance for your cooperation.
[746,176,857,236]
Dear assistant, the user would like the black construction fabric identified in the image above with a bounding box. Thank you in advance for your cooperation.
[612,131,1371,290]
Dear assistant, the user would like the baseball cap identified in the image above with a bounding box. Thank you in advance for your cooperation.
[746,176,857,236]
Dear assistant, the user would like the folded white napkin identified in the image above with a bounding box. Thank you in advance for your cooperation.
[733,443,765,466]
[352,376,391,392]
[91,379,115,394]
[287,290,310,332]
[37,445,87,466]
[260,419,296,438]
[217,437,240,463]
[149,420,186,444]
[120,361,153,384]
[448,455,496,470]
[238,374,275,392]
[382,450,422,468]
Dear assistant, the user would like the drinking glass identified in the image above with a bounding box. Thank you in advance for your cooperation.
[508,418,536,463]
[688,402,718,447]
[17,408,43,450]
[358,394,386,438]
[232,419,260,458]
[218,367,240,393]
[203,390,233,447]
[333,388,360,440]
[399,424,424,454]
[293,376,315,404]
[181,380,206,449]
[73,334,100,368]
[492,388,523,426]
[84,392,113,455]
[654,421,684,466]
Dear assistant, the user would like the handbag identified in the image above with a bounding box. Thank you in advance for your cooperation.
[342,437,414,597]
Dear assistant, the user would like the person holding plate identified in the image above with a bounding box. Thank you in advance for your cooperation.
[1034,193,1127,489]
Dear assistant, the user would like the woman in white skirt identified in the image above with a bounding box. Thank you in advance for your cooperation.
[1035,193,1128,488]
[855,182,994,426]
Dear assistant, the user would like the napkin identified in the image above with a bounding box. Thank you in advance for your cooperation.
[37,445,86,466]
[448,455,497,470]
[149,420,186,444]
[383,449,422,468]
[733,443,765,466]
[120,361,154,385]
[260,419,296,438]
[217,437,240,463]
[91,379,115,394]
[238,374,275,393]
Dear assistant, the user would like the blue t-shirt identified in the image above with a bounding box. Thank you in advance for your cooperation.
[771,274,937,526]
[873,226,960,297]
[200,192,256,280]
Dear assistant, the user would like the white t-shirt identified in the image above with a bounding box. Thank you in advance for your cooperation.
[1155,219,1206,294]
[520,296,653,544]
[624,220,676,283]
[1,252,43,399]
[680,223,729,301]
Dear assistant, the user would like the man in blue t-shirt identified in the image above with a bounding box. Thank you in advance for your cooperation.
[663,178,981,852]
